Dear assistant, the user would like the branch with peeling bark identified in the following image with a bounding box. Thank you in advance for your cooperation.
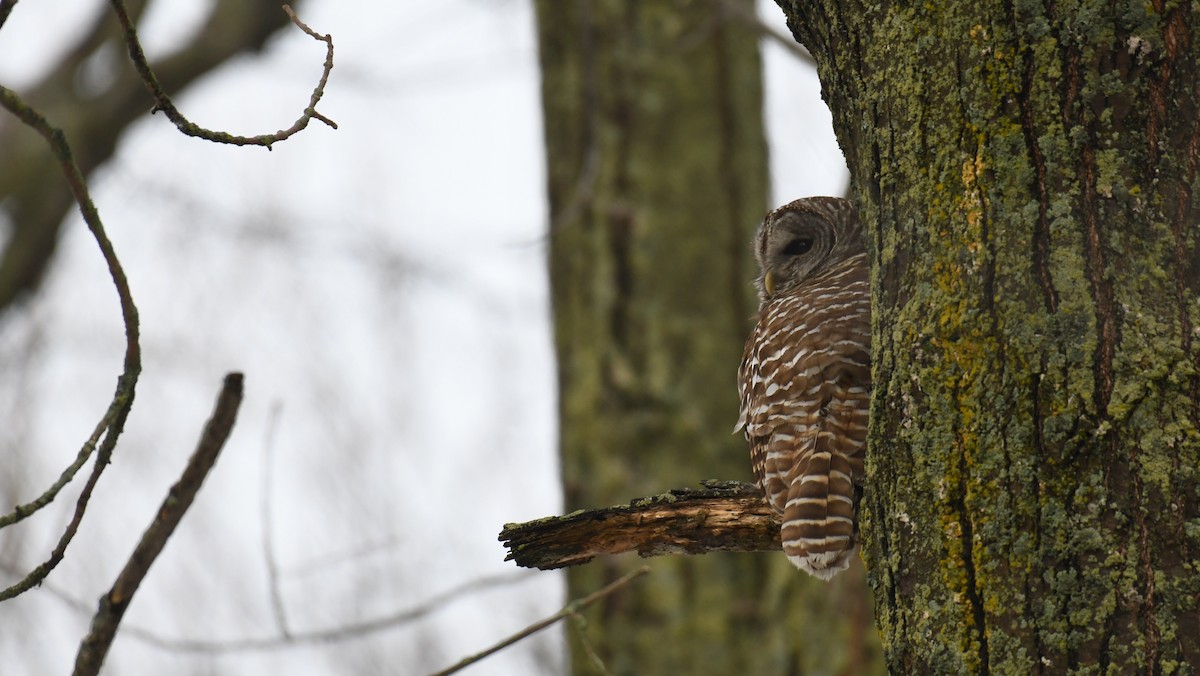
[499,480,781,570]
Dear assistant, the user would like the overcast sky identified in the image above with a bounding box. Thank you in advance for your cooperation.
[0,1,846,673]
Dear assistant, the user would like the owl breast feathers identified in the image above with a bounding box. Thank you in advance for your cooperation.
[736,196,870,580]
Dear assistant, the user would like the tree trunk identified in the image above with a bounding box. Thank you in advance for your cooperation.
[535,2,881,674]
[775,1,1200,672]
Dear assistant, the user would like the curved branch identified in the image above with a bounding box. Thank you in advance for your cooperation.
[498,481,781,570]
[109,1,338,148]
[0,84,142,601]
[0,1,318,308]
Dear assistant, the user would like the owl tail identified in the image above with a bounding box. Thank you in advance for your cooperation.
[779,444,857,580]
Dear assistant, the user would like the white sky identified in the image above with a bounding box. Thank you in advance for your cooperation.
[0,1,845,673]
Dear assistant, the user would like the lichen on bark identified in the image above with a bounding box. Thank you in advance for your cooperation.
[776,0,1200,672]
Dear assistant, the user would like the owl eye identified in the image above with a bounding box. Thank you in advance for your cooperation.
[781,238,813,256]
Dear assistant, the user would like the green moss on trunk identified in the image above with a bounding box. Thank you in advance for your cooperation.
[776,1,1200,672]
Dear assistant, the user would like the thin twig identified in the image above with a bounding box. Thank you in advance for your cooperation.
[712,0,816,67]
[0,560,539,654]
[55,0,148,79]
[72,373,245,676]
[281,536,403,578]
[259,402,291,638]
[107,571,537,653]
[569,612,612,675]
[0,84,141,601]
[0,415,109,530]
[107,1,337,148]
[0,403,130,602]
[281,5,338,130]
[429,566,652,676]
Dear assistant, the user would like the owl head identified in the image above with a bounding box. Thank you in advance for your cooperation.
[753,197,863,301]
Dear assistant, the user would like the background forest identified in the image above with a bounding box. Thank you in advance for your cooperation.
[0,1,849,673]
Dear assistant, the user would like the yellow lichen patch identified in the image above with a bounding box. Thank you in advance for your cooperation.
[960,151,987,233]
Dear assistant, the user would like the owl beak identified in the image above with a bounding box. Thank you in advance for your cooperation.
[764,271,776,297]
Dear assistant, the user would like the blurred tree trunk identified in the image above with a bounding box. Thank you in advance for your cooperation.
[0,0,298,313]
[777,1,1200,672]
[535,2,882,674]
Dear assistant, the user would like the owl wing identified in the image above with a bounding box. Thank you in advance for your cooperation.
[777,355,869,578]
[737,296,822,513]
[738,279,870,579]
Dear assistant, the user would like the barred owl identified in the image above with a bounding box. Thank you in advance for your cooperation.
[735,197,870,580]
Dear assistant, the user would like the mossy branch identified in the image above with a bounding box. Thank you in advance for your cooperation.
[498,481,781,570]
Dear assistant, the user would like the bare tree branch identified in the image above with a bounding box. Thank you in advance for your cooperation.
[0,0,336,597]
[0,415,113,530]
[281,536,402,578]
[0,558,541,655]
[567,612,612,676]
[80,571,537,654]
[72,373,245,676]
[498,480,781,570]
[108,1,337,148]
[429,566,651,676]
[0,0,18,32]
[0,0,310,309]
[0,398,132,602]
[712,0,815,67]
[259,402,291,638]
[55,0,149,77]
[0,83,142,601]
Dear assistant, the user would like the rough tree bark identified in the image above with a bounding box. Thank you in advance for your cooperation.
[536,2,881,674]
[775,2,1200,672]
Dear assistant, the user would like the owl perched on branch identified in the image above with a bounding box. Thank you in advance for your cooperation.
[735,197,870,580]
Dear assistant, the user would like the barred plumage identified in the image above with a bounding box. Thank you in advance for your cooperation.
[735,197,870,580]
